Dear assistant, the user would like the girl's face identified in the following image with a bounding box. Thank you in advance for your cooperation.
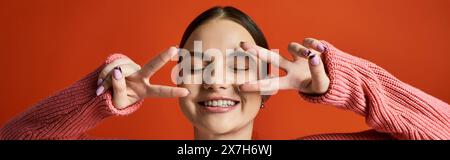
[178,19,263,134]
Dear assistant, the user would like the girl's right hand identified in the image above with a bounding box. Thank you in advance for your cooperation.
[96,46,190,109]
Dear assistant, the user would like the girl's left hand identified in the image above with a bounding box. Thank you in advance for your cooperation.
[239,38,330,95]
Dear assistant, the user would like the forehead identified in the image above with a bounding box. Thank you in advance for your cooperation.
[183,18,256,51]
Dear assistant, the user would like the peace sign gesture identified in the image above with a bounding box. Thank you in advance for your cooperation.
[96,47,190,109]
[239,38,330,95]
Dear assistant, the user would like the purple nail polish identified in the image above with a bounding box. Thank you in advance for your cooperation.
[113,68,122,80]
[97,79,103,86]
[310,54,320,66]
[317,44,326,53]
[96,86,104,96]
[304,50,311,57]
[115,66,122,72]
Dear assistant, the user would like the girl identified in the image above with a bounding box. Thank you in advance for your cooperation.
[1,6,448,140]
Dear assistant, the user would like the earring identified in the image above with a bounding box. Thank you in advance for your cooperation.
[260,102,264,109]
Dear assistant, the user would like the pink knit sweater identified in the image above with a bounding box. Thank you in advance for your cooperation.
[1,41,449,140]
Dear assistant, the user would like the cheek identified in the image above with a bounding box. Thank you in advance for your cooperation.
[246,70,259,82]
[230,70,258,84]
[178,84,201,119]
[179,84,200,95]
[179,72,204,85]
[240,93,262,118]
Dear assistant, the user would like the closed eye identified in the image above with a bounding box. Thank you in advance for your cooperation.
[227,51,253,73]
[230,66,249,72]
[190,67,204,74]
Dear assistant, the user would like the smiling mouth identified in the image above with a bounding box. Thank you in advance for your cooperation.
[197,99,240,108]
[197,99,240,113]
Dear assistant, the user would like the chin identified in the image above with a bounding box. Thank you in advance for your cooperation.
[198,117,241,134]
[179,97,259,136]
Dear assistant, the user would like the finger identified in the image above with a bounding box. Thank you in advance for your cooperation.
[98,58,135,85]
[140,46,178,77]
[111,66,129,109]
[288,42,312,60]
[240,42,291,69]
[305,53,330,94]
[238,77,291,95]
[146,85,190,98]
[96,63,141,94]
[303,38,327,53]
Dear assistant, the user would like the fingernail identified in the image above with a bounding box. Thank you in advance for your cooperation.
[169,48,178,57]
[186,89,191,96]
[304,50,312,57]
[97,79,103,86]
[113,67,122,80]
[96,86,105,96]
[309,54,320,66]
[240,41,249,50]
[317,44,326,53]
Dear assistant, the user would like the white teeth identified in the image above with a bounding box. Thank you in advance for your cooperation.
[202,100,237,107]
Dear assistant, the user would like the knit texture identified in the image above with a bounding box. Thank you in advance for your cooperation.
[299,41,450,140]
[0,41,449,140]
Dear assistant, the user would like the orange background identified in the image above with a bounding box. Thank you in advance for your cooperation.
[0,0,449,139]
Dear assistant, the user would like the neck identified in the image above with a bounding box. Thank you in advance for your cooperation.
[194,122,254,140]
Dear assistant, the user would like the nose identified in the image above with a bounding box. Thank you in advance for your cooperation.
[202,83,230,91]
[202,72,232,90]
[202,72,233,91]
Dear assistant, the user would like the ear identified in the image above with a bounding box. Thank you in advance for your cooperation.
[262,95,270,103]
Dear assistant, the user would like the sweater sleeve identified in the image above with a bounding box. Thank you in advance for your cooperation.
[299,41,450,140]
[0,54,143,140]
